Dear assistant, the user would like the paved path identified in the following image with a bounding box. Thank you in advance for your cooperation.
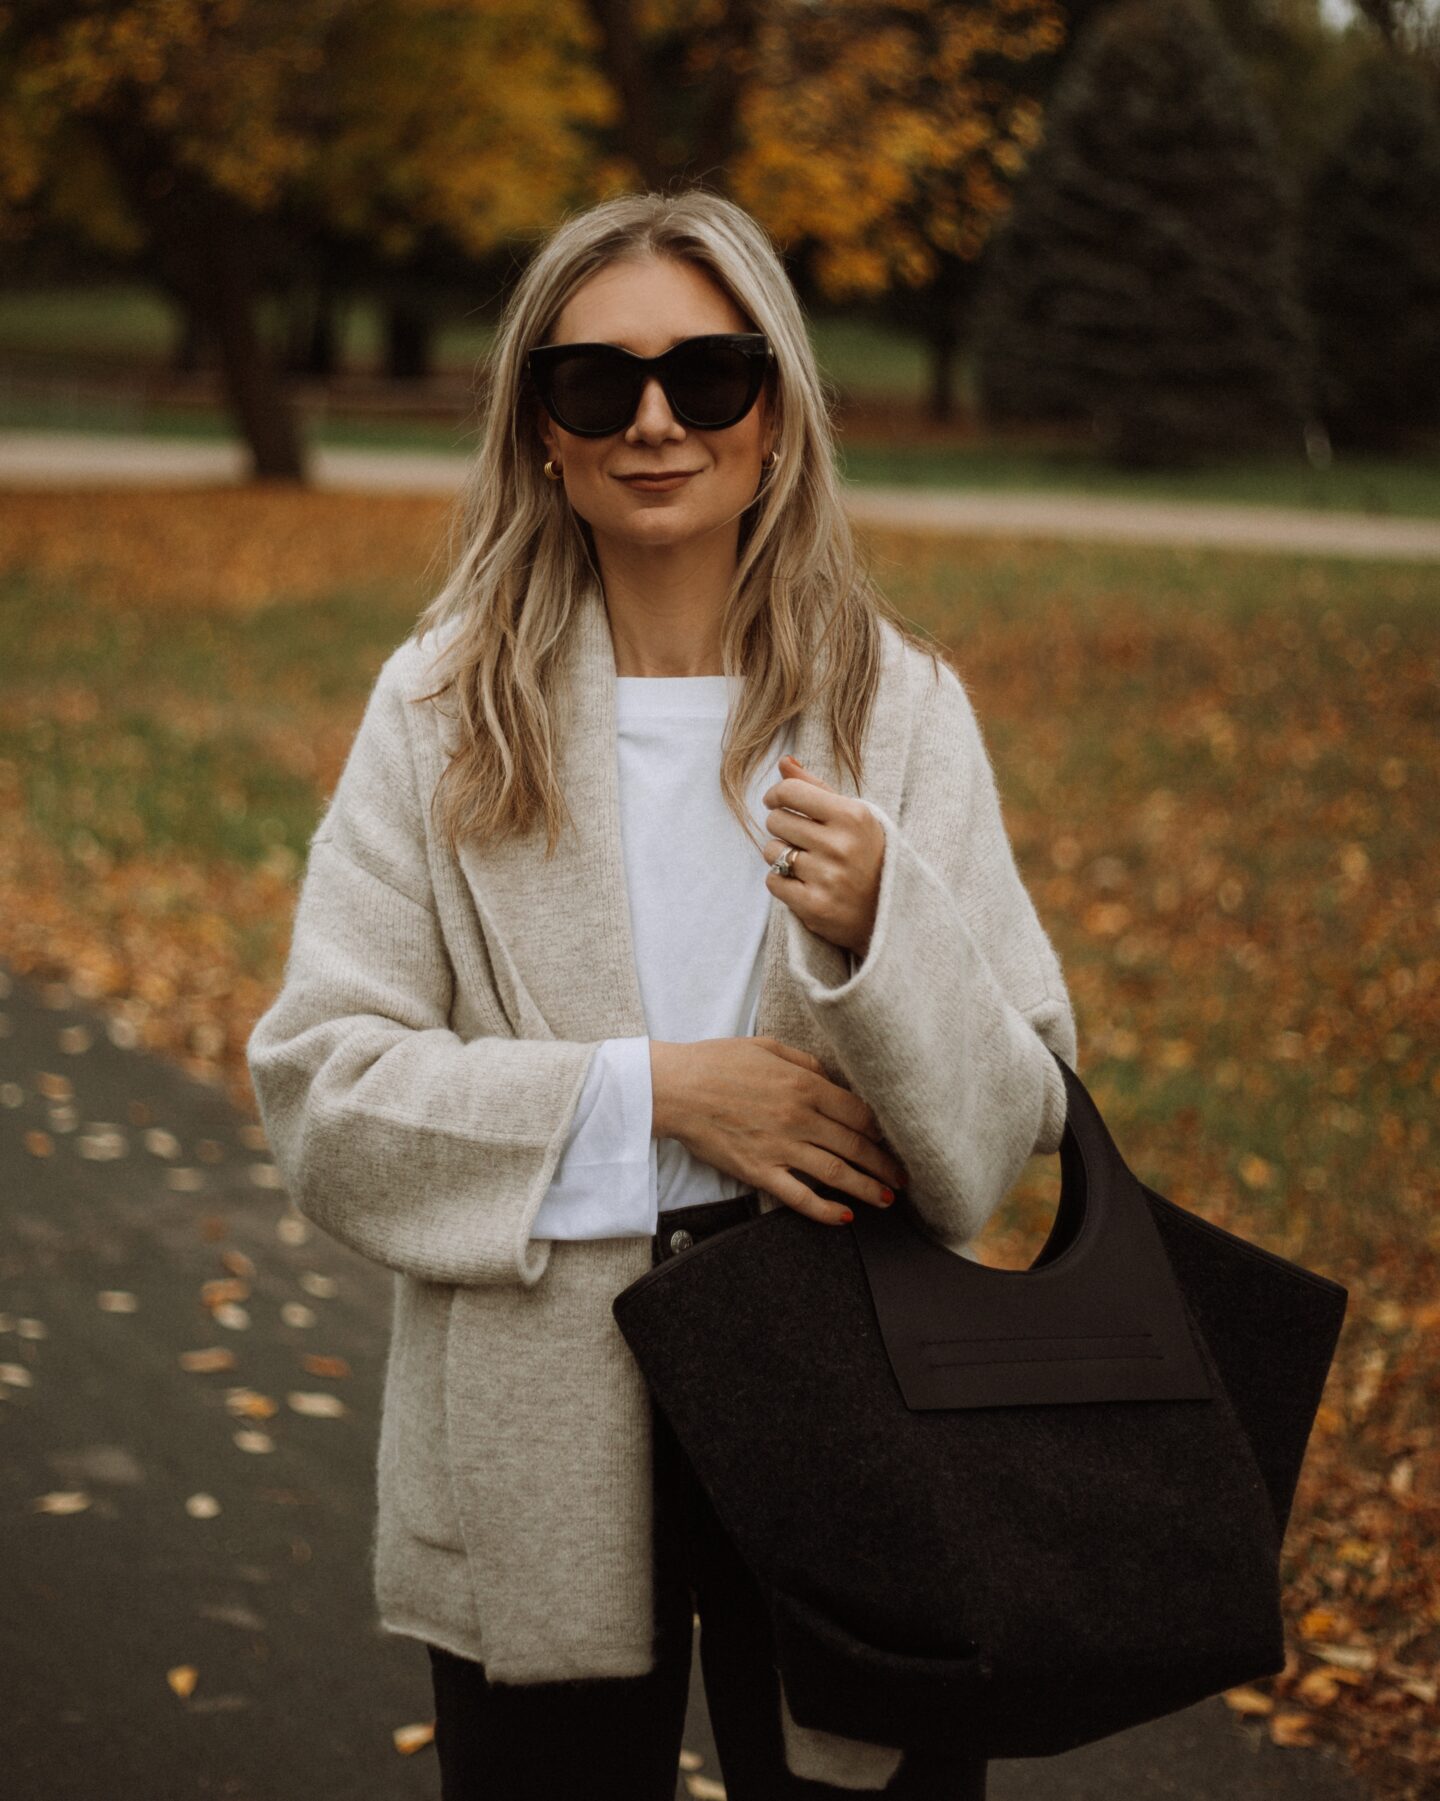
[0,960,1372,1799]
[2,428,1439,561]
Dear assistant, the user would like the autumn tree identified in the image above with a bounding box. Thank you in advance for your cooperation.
[971,0,1315,467]
[0,0,622,481]
[1300,54,1440,451]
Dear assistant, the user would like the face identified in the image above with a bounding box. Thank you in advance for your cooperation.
[533,253,776,561]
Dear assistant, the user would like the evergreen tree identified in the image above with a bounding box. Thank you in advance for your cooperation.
[972,0,1315,467]
[1301,56,1440,452]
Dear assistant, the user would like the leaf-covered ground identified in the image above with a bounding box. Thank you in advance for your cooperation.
[0,487,1435,1797]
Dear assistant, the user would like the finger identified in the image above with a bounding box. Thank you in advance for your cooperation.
[766,1170,855,1226]
[808,1074,884,1146]
[756,1039,828,1078]
[780,755,837,794]
[791,1142,897,1211]
[813,1117,908,1193]
[759,777,847,822]
[761,835,824,878]
[762,810,825,855]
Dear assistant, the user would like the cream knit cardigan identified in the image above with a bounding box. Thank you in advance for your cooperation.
[246,578,1077,1791]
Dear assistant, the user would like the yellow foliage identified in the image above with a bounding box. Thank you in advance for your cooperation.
[731,0,1066,299]
[1,0,625,255]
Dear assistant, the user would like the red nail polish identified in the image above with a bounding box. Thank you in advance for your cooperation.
[881,1188,895,1205]
[840,1208,854,1223]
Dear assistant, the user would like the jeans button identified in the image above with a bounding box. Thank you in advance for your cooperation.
[668,1228,694,1255]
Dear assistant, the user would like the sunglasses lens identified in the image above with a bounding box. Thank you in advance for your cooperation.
[667,342,754,427]
[547,354,637,436]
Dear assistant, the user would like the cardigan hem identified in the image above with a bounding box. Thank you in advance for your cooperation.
[380,1611,662,1683]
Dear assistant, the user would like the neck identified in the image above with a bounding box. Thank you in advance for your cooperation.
[593,523,739,677]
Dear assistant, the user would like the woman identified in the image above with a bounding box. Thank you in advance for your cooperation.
[247,188,1075,1799]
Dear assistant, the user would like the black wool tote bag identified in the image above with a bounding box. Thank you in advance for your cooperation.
[612,1053,1348,1761]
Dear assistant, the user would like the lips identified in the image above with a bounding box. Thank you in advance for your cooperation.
[617,470,698,485]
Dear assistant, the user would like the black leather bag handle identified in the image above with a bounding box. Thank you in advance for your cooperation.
[848,1054,1218,1412]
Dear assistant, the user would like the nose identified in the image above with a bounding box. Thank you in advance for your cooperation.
[629,375,684,441]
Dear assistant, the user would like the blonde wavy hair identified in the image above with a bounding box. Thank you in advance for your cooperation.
[412,184,943,860]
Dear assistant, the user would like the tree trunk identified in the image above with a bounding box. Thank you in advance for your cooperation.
[86,114,308,483]
[171,310,207,374]
[927,321,959,423]
[385,302,432,381]
[582,0,669,186]
[307,293,340,379]
[197,279,308,481]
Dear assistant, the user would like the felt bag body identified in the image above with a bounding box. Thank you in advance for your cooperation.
[611,1054,1348,1760]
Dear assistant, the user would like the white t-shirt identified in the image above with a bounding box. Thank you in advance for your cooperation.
[529,675,797,1240]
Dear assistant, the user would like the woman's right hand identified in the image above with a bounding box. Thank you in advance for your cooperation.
[649,1037,910,1225]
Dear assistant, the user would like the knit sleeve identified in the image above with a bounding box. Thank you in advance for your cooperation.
[245,644,605,1288]
[781,653,1076,1253]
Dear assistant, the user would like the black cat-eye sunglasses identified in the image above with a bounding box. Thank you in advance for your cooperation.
[525,332,774,438]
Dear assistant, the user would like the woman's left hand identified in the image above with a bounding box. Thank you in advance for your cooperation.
[762,754,886,960]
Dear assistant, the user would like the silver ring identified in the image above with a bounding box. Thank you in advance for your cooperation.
[769,845,798,879]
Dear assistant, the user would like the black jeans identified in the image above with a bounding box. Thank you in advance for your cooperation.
[426,1195,987,1801]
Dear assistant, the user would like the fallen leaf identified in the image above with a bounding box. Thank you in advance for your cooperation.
[23,1130,54,1157]
[179,1347,236,1372]
[1310,1644,1377,1672]
[298,1273,337,1300]
[301,1355,350,1379]
[1222,1686,1274,1716]
[143,1128,181,1159]
[1269,1710,1318,1747]
[36,1072,73,1101]
[225,1389,278,1421]
[186,1494,222,1519]
[1,1364,34,1387]
[221,1250,256,1280]
[78,1126,128,1161]
[280,1303,316,1328]
[393,1721,435,1755]
[685,1776,727,1800]
[1296,1670,1342,1706]
[679,1748,704,1771]
[1239,1153,1274,1190]
[98,1291,139,1313]
[288,1391,347,1418]
[233,1430,274,1454]
[33,1490,90,1513]
[201,1279,249,1308]
[167,1665,198,1699]
[212,1304,250,1331]
[1299,1608,1346,1640]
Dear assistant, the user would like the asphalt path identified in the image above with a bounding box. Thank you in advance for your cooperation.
[1,428,1439,562]
[0,961,1372,1799]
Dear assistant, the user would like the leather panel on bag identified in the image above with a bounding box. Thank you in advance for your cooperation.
[846,1061,1215,1411]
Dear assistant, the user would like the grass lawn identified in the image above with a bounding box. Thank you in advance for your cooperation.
[0,486,1435,1791]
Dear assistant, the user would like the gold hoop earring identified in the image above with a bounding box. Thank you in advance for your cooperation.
[761,449,778,472]
[543,458,563,482]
